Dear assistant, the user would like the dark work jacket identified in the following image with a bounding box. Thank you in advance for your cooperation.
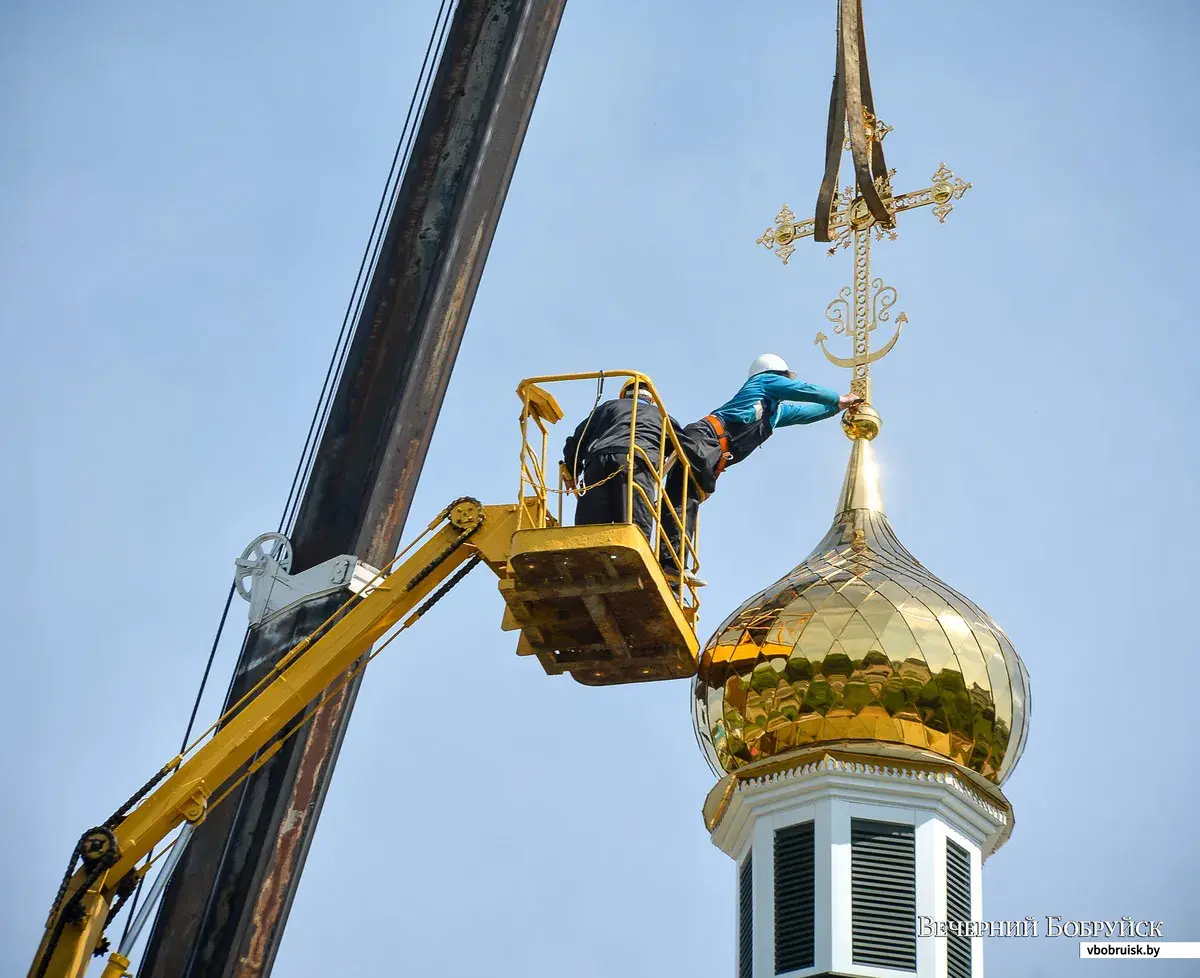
[562,397,678,481]
[722,414,775,466]
[710,372,841,465]
[669,410,776,491]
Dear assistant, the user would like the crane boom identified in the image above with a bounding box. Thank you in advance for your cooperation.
[30,499,519,978]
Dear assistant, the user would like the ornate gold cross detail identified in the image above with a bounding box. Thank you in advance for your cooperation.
[755,162,971,402]
[756,162,970,264]
[844,108,893,152]
[815,239,908,403]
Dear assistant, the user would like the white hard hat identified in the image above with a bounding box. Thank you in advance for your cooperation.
[748,353,790,378]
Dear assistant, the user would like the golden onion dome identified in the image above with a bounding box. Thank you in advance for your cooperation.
[692,416,1030,784]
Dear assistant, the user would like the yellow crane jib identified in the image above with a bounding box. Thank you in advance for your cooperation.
[29,372,700,978]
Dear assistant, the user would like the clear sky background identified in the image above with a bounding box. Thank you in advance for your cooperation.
[4,1,1198,976]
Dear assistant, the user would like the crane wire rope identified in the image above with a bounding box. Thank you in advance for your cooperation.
[110,0,459,957]
[277,0,455,538]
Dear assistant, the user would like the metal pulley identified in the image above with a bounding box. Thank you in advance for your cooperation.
[234,532,293,600]
[233,531,380,627]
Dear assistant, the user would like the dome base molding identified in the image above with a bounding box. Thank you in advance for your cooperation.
[704,741,1013,859]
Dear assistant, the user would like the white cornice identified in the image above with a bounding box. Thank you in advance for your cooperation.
[710,753,1012,861]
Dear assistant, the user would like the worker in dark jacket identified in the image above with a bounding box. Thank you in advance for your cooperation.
[562,379,678,541]
[661,353,862,574]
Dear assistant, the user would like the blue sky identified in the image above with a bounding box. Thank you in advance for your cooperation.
[4,1,1199,976]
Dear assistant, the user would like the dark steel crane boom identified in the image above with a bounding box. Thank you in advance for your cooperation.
[138,4,566,974]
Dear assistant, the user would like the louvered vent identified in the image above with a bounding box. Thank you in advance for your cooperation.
[947,839,972,978]
[773,822,814,973]
[739,854,753,978]
[851,819,917,971]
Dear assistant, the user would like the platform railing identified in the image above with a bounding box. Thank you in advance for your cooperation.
[515,371,701,617]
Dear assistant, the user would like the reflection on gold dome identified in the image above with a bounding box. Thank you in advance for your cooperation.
[692,435,1030,784]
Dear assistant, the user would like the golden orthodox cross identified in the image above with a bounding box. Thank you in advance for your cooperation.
[756,158,971,402]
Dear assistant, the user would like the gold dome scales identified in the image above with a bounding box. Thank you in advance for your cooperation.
[691,424,1031,784]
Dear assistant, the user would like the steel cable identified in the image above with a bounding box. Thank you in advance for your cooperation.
[111,0,459,959]
[280,0,457,535]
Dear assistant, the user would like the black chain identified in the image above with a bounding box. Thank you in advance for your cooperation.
[103,870,141,932]
[104,764,171,830]
[405,502,483,593]
[33,827,119,978]
[406,555,482,625]
[41,845,81,942]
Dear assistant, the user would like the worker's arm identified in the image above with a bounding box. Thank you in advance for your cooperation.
[775,400,841,427]
[758,373,842,408]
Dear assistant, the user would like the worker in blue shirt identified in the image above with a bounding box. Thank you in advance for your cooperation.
[661,353,862,579]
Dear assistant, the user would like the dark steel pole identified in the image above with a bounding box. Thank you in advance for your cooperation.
[138,2,566,975]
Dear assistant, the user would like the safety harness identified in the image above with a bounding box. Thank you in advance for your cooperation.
[703,414,735,479]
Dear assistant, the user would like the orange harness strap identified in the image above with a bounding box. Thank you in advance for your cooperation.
[704,414,733,478]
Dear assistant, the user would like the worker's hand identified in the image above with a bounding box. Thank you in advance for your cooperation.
[559,462,577,492]
[838,393,865,411]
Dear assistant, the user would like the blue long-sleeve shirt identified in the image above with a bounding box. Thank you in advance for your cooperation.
[711,373,841,430]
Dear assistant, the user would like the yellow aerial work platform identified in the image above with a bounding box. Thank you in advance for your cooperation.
[499,372,702,686]
[29,371,704,978]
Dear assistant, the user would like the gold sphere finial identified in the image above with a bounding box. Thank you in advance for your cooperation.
[842,403,881,441]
